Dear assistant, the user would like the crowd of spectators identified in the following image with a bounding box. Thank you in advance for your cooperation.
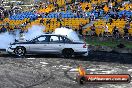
[0,0,131,39]
[88,20,131,39]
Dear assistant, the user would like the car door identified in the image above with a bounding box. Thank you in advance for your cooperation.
[62,36,86,53]
[62,36,74,48]
[46,35,64,53]
[28,35,50,53]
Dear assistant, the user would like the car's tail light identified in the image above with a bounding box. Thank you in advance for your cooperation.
[83,44,87,48]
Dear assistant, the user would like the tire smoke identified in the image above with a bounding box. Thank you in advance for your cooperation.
[0,32,15,49]
[0,25,45,49]
[0,26,79,49]
[54,27,80,41]
[24,25,45,40]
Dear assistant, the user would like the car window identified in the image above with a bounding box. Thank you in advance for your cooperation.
[63,37,72,43]
[59,36,64,43]
[50,36,60,42]
[35,36,49,43]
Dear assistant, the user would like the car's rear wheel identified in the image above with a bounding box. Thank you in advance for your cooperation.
[62,49,74,58]
[14,46,26,57]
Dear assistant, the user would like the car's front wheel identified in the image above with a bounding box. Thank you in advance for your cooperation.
[62,49,74,58]
[14,46,26,57]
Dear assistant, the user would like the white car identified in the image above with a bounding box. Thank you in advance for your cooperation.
[6,34,88,58]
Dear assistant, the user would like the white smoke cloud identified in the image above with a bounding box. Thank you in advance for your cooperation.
[0,25,79,50]
[0,25,45,49]
[24,25,45,40]
[0,32,15,49]
[54,27,80,41]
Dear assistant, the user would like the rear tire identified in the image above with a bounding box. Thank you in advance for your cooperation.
[14,46,26,57]
[62,49,74,58]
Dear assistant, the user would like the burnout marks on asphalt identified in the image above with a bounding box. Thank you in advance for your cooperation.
[0,58,52,88]
[0,56,132,88]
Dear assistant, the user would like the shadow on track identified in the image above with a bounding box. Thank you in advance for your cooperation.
[0,51,132,64]
[83,51,132,64]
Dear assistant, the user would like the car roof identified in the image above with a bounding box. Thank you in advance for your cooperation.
[41,33,67,37]
[39,34,73,40]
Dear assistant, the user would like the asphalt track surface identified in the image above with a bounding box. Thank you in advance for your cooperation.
[0,51,132,88]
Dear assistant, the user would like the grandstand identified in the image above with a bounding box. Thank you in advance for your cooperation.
[0,0,132,47]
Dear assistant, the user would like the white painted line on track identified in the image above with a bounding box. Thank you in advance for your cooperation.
[69,68,78,72]
[52,66,57,67]
[42,65,46,67]
[27,58,35,60]
[40,62,49,65]
[87,69,96,71]
[62,66,71,68]
[128,69,132,72]
[62,68,68,70]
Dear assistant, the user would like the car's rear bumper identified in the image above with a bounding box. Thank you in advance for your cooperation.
[74,47,89,56]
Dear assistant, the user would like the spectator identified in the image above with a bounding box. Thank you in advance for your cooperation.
[89,17,91,23]
[1,26,7,32]
[96,3,101,10]
[77,5,82,12]
[85,5,89,11]
[75,28,78,33]
[104,25,109,37]
[72,0,76,3]
[7,26,11,31]
[122,14,126,21]
[67,5,71,11]
[113,26,119,38]
[125,22,130,29]
[83,11,87,19]
[3,10,8,17]
[46,19,51,24]
[73,12,77,18]
[6,23,9,26]
[123,22,130,36]
[0,12,2,20]
[90,24,96,36]
[128,16,132,23]
[86,0,90,3]
[114,1,118,8]
[98,9,101,17]
[72,4,76,12]
[40,18,44,24]
[123,27,129,37]
[79,23,83,36]
[77,11,80,18]
[117,43,125,48]
[103,5,109,14]
[109,17,113,25]
[59,13,62,19]
[90,13,95,21]
[115,13,119,20]
[108,2,113,9]
[10,4,14,9]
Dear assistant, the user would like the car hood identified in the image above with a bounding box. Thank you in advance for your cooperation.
[11,41,31,45]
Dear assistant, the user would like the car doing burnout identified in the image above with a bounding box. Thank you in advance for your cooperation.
[6,34,88,58]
